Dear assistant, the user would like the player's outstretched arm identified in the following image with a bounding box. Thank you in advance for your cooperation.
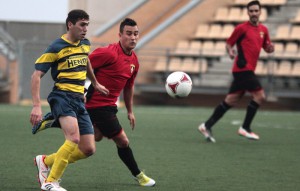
[30,70,44,126]
[86,58,109,95]
[123,87,135,130]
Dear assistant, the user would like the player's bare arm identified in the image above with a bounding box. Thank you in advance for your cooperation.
[30,70,44,126]
[123,87,135,129]
[226,43,236,59]
[86,59,109,95]
[264,43,275,53]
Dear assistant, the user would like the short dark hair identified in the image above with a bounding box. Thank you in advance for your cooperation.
[119,18,138,33]
[66,9,89,30]
[247,0,261,10]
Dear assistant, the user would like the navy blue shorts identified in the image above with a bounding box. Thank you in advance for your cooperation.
[228,71,263,94]
[87,106,122,139]
[47,90,94,135]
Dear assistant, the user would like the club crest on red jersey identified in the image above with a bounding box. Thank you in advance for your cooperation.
[260,31,264,39]
[130,64,135,73]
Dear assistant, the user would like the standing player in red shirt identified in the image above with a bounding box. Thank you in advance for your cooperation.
[198,0,274,143]
[85,18,155,187]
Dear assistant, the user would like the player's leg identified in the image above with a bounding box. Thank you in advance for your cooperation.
[198,74,244,142]
[87,106,154,186]
[206,94,239,128]
[47,116,79,180]
[238,72,264,140]
[39,135,95,174]
[40,116,79,191]
[238,89,265,140]
[198,93,241,142]
[94,124,104,142]
[42,92,81,190]
[113,131,139,175]
[243,90,265,131]
[113,131,155,187]
[69,111,96,163]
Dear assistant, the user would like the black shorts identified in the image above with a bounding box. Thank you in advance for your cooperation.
[87,106,122,139]
[228,71,263,94]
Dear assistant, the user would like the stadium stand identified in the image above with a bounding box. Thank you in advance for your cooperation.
[220,24,235,39]
[194,24,210,39]
[3,0,299,106]
[181,58,200,74]
[274,25,291,41]
[188,41,202,56]
[290,8,300,24]
[282,42,299,59]
[233,0,287,6]
[291,61,300,77]
[289,25,300,40]
[214,7,229,22]
[0,28,18,103]
[275,60,293,76]
[255,60,268,76]
[173,40,190,55]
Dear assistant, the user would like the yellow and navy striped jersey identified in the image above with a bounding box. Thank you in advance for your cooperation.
[35,35,90,94]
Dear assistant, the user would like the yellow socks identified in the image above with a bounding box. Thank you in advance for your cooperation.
[44,145,87,168]
[44,153,55,167]
[68,145,87,163]
[46,140,77,182]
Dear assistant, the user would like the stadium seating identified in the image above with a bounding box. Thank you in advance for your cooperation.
[194,24,210,39]
[168,58,182,72]
[150,0,297,93]
[282,42,299,59]
[290,9,300,24]
[275,60,293,76]
[181,58,202,75]
[173,41,190,55]
[214,7,229,22]
[274,25,290,41]
[214,7,267,23]
[188,41,202,56]
[289,25,300,41]
[233,0,287,6]
[291,61,300,77]
[208,24,223,39]
[220,24,235,39]
[154,57,168,73]
[255,60,268,75]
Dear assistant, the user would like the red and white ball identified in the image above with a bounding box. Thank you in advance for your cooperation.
[165,71,192,98]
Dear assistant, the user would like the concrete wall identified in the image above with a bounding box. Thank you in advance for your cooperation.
[69,0,138,39]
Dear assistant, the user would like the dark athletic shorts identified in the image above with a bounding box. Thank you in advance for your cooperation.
[47,90,94,135]
[228,71,263,94]
[87,106,122,139]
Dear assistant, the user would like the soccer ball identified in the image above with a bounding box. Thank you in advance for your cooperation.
[165,71,192,98]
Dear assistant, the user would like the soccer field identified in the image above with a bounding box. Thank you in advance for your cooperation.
[0,104,299,191]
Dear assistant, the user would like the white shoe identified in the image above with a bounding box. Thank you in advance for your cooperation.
[198,123,216,143]
[41,181,67,191]
[35,155,50,186]
[134,171,156,187]
[238,127,259,140]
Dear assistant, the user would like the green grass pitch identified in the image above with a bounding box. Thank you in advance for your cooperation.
[0,104,299,191]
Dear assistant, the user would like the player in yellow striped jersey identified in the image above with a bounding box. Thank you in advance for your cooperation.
[30,9,109,191]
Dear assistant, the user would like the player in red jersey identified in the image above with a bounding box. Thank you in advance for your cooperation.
[85,18,155,187]
[198,0,274,142]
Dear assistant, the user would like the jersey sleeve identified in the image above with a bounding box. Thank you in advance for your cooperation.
[35,45,58,73]
[89,48,117,69]
[262,27,272,49]
[226,24,245,46]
